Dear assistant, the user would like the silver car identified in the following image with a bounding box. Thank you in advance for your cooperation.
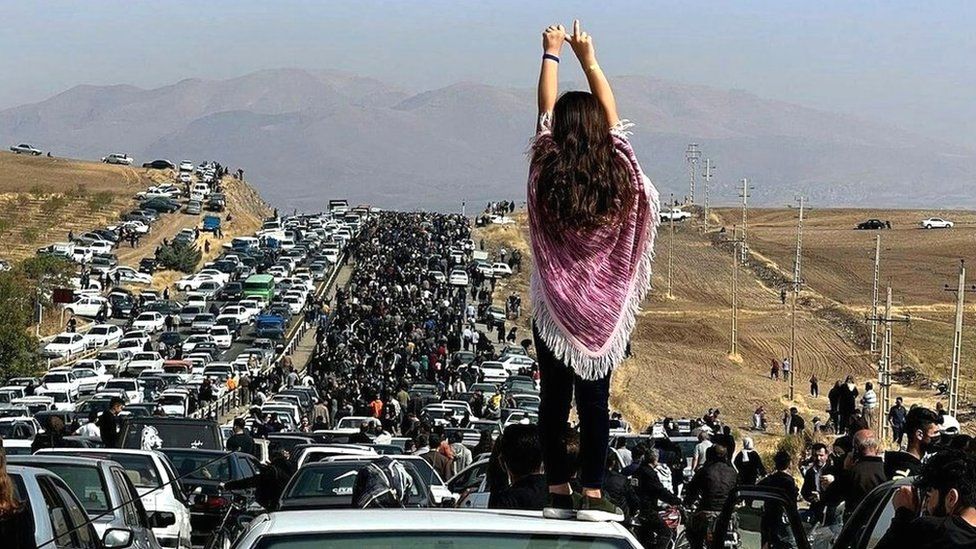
[8,464,106,548]
[8,456,173,549]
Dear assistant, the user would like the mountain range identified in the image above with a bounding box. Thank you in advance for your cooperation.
[1,68,972,211]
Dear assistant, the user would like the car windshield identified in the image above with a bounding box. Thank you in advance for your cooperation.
[53,336,74,344]
[107,380,136,389]
[164,451,232,481]
[44,374,68,383]
[133,354,156,361]
[40,464,110,513]
[252,533,627,549]
[286,462,426,504]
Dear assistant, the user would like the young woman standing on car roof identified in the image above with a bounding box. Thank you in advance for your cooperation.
[528,20,659,521]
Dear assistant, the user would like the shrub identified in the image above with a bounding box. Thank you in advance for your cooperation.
[157,242,202,273]
[29,185,45,199]
[20,226,40,243]
[87,191,115,211]
[69,184,88,198]
[41,195,69,214]
[0,217,10,235]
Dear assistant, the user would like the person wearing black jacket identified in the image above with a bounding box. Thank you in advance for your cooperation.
[489,424,547,511]
[875,450,976,549]
[31,416,66,453]
[822,429,886,522]
[758,451,800,549]
[223,451,294,511]
[631,447,680,549]
[97,397,125,448]
[225,418,255,456]
[884,406,940,480]
[801,443,833,524]
[684,445,738,549]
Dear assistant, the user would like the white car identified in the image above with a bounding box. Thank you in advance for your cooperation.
[40,371,80,394]
[37,448,193,549]
[71,364,112,393]
[175,274,221,292]
[62,295,111,318]
[95,349,132,373]
[449,269,469,287]
[179,160,195,173]
[208,326,233,349]
[182,334,213,353]
[491,263,513,278]
[116,337,146,354]
[34,388,77,412]
[102,153,134,165]
[197,268,230,286]
[283,294,305,315]
[499,355,536,374]
[109,220,151,234]
[157,389,191,417]
[429,270,446,283]
[238,299,264,318]
[126,352,163,377]
[132,312,166,333]
[109,266,153,285]
[104,378,144,404]
[489,215,515,225]
[660,208,692,222]
[42,332,87,358]
[9,143,42,155]
[480,361,510,383]
[83,324,123,348]
[921,217,954,229]
[218,305,252,325]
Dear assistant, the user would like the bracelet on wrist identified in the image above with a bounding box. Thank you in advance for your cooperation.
[543,53,560,63]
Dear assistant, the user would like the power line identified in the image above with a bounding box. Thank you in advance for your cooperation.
[702,159,714,232]
[685,144,701,205]
[869,235,881,356]
[943,259,976,417]
[866,287,910,439]
[667,192,676,299]
[722,226,745,357]
[788,196,806,401]
[739,178,754,263]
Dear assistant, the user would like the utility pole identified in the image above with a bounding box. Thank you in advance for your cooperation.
[739,178,753,262]
[667,192,675,299]
[702,159,714,232]
[723,226,745,357]
[685,144,701,205]
[788,196,806,401]
[944,260,976,416]
[870,235,881,355]
[867,287,910,439]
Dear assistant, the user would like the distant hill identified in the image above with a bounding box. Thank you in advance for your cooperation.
[1,68,972,211]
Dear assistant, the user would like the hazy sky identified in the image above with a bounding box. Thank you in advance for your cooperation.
[3,0,974,144]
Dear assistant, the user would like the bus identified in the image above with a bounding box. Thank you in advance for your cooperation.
[328,199,349,215]
[243,274,275,302]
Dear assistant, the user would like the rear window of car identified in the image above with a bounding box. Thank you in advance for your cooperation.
[40,464,110,513]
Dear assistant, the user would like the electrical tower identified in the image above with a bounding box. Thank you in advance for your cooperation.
[667,192,676,299]
[788,196,806,401]
[944,260,976,416]
[867,287,910,438]
[702,159,714,232]
[723,226,745,357]
[685,144,701,205]
[869,236,881,355]
[739,178,753,262]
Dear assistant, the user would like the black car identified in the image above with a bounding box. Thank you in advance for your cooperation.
[107,293,134,318]
[159,331,184,348]
[120,417,223,450]
[93,228,121,242]
[269,303,293,321]
[140,197,181,213]
[138,257,158,274]
[216,281,243,301]
[278,459,432,510]
[160,449,259,548]
[142,159,176,170]
[122,210,155,225]
[856,219,887,230]
[145,300,183,316]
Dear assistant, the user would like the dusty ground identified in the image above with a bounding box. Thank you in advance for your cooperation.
[476,207,970,451]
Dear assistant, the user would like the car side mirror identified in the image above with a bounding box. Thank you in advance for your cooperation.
[103,528,134,549]
[150,512,177,528]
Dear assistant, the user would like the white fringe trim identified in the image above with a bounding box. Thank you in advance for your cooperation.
[532,173,660,381]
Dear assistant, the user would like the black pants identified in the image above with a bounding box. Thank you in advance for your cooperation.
[534,323,611,489]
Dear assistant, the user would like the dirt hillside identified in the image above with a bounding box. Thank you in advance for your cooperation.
[476,207,967,448]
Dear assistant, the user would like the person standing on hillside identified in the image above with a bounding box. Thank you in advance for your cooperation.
[529,20,659,522]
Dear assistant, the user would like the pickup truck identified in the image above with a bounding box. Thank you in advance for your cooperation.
[660,208,692,222]
[254,314,286,340]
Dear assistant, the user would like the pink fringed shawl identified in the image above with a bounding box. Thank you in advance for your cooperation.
[528,119,660,380]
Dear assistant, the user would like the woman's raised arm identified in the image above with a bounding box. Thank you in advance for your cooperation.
[538,24,566,132]
[567,19,619,127]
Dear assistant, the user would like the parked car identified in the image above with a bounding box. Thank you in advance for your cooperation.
[102,153,134,165]
[855,219,887,230]
[43,332,87,358]
[449,268,469,286]
[184,200,202,215]
[38,448,194,549]
[6,465,105,547]
[62,295,112,318]
[110,266,154,285]
[7,455,169,549]
[140,197,181,213]
[10,143,42,155]
[921,217,954,229]
[143,159,176,170]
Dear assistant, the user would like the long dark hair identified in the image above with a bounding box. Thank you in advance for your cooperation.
[534,91,634,233]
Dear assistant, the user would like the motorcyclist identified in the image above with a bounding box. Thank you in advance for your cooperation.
[632,445,682,549]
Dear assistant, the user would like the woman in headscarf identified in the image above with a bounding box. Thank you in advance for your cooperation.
[733,437,767,485]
